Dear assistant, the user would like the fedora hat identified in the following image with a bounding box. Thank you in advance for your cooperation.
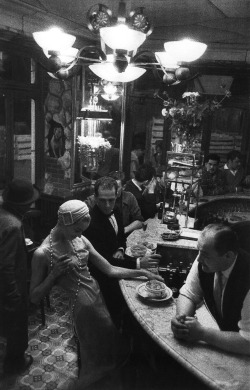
[3,179,40,205]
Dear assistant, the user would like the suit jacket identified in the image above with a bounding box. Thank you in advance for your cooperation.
[0,205,28,334]
[85,191,144,228]
[84,204,126,260]
[124,180,158,220]
[84,204,137,272]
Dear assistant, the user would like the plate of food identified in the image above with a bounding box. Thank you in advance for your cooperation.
[161,230,180,241]
[136,281,173,302]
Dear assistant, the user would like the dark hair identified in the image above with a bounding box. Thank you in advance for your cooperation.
[94,176,118,196]
[134,163,156,182]
[204,153,220,164]
[227,150,242,162]
[107,136,117,147]
[202,223,239,255]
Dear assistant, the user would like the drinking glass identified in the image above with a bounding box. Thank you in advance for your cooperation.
[141,222,148,240]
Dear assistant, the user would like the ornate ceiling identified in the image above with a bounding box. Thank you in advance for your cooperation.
[0,0,250,65]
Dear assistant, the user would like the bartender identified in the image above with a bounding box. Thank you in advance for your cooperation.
[193,153,226,197]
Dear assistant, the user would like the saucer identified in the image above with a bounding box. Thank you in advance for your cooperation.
[136,282,173,302]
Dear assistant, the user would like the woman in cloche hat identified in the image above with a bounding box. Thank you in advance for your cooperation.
[0,179,40,374]
[30,199,163,389]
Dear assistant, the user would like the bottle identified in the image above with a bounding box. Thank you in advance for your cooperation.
[172,267,181,290]
[158,202,163,219]
[178,195,185,215]
[180,268,188,287]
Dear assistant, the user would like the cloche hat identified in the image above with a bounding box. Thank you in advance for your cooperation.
[2,179,40,205]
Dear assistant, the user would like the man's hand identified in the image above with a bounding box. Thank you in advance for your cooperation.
[183,316,204,341]
[140,254,161,269]
[171,315,189,339]
[113,249,124,259]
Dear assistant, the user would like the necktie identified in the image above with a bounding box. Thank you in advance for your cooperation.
[109,214,118,235]
[213,271,223,317]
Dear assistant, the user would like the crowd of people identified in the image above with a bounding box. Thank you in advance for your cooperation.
[1,145,250,387]
[194,150,250,197]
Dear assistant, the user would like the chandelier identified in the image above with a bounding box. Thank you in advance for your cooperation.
[33,1,207,84]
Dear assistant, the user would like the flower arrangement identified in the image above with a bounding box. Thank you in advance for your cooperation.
[154,89,231,153]
[78,136,111,171]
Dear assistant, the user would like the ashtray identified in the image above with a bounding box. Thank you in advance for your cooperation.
[161,231,180,241]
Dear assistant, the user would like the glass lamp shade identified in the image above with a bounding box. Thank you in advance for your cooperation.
[43,47,78,65]
[155,52,179,69]
[33,27,76,52]
[164,39,207,62]
[103,83,117,95]
[100,25,146,51]
[89,63,146,82]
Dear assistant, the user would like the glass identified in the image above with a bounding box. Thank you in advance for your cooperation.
[141,222,149,240]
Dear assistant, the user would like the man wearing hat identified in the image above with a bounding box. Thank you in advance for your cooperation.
[0,179,39,374]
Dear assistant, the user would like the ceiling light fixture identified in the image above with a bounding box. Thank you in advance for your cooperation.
[33,2,207,85]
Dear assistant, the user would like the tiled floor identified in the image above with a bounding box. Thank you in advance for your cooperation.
[0,287,78,390]
[0,287,210,390]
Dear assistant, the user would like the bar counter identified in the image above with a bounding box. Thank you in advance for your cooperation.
[122,217,250,390]
[119,278,250,390]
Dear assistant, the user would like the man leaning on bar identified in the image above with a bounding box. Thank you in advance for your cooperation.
[171,223,250,355]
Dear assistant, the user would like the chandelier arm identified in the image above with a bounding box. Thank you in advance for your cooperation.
[152,65,166,81]
[59,45,107,71]
[77,46,107,61]
[77,56,103,63]
[130,49,156,64]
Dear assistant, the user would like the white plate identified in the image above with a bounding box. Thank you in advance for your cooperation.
[25,238,33,246]
[136,282,173,302]
[125,247,152,257]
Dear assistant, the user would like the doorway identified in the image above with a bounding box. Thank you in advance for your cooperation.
[0,90,35,188]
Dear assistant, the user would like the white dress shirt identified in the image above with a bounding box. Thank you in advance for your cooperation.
[180,258,250,340]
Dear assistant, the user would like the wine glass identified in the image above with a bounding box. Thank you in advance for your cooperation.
[141,222,148,240]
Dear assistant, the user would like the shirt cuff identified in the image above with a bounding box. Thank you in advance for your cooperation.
[136,257,141,269]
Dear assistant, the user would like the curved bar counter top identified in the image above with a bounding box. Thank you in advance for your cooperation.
[122,216,250,390]
[119,278,250,390]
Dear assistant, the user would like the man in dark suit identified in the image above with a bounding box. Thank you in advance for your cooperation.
[0,179,40,374]
[84,176,160,328]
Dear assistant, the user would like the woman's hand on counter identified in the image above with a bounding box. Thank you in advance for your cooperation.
[141,269,164,282]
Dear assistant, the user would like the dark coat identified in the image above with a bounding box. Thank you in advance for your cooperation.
[84,204,126,261]
[0,205,29,357]
[124,180,158,220]
[198,250,250,331]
